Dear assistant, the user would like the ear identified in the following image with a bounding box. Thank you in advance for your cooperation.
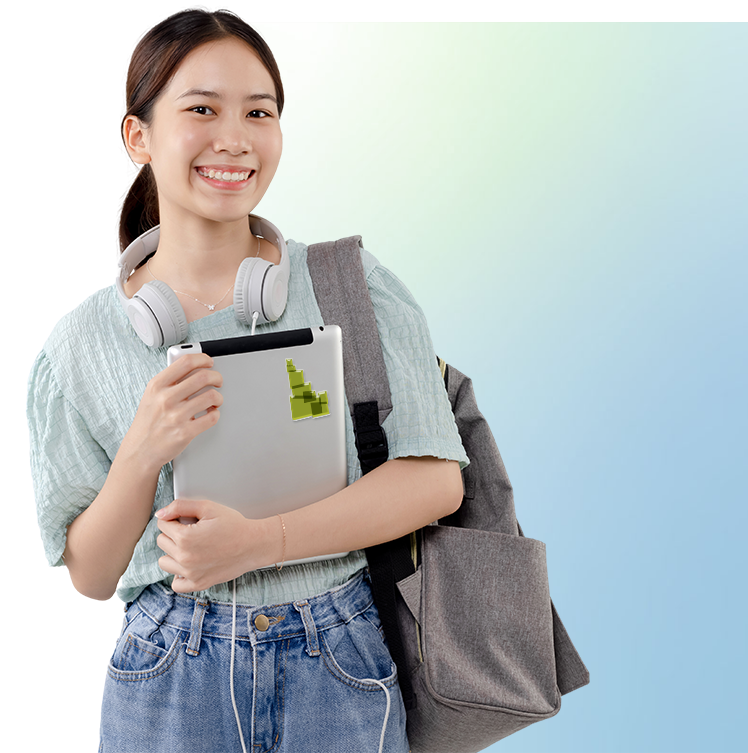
[123,115,151,165]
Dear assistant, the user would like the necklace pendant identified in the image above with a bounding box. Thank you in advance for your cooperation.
[208,304,215,311]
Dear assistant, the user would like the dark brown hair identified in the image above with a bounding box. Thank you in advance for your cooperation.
[119,8,284,251]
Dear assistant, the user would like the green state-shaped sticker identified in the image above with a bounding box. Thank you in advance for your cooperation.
[286,358,330,421]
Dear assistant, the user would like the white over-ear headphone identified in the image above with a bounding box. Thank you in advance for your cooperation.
[116,214,289,347]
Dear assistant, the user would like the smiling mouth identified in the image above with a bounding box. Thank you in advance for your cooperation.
[196,168,255,183]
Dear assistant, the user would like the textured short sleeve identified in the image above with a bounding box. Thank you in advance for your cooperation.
[361,249,469,470]
[27,350,111,567]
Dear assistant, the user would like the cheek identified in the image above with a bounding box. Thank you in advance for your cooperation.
[176,128,204,160]
[150,129,201,178]
[260,129,283,169]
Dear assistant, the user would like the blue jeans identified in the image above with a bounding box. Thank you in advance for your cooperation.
[100,569,409,752]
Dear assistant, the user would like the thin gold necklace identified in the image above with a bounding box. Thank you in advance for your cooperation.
[146,235,261,312]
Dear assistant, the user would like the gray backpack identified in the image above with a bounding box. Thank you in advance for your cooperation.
[307,237,590,753]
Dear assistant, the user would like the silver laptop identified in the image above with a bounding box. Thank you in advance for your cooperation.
[167,325,348,566]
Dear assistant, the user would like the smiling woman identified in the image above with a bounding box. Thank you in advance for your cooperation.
[25,8,466,753]
[120,38,284,313]
[118,11,284,252]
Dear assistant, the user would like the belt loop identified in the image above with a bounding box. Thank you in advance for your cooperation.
[186,599,209,656]
[293,600,320,657]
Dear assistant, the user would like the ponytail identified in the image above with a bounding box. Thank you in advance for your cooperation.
[119,164,159,252]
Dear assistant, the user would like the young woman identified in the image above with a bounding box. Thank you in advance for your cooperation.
[27,9,468,752]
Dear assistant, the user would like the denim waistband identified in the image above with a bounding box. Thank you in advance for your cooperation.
[134,568,373,651]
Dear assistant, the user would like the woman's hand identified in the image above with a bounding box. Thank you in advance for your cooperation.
[122,353,223,472]
[155,499,279,593]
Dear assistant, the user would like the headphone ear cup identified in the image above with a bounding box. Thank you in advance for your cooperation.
[234,256,272,325]
[261,265,289,322]
[127,280,188,347]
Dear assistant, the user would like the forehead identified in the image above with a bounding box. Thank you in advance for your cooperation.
[166,38,275,98]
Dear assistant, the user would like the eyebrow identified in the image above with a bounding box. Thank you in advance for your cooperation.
[177,88,278,105]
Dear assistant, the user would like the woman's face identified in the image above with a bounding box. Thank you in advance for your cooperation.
[126,37,283,229]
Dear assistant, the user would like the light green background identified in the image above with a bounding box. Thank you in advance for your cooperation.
[5,15,745,753]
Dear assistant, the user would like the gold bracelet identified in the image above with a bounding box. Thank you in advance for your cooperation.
[275,514,286,572]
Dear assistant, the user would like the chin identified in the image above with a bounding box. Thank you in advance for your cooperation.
[199,206,259,225]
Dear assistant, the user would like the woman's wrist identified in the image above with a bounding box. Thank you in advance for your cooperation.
[116,431,167,479]
[239,514,287,574]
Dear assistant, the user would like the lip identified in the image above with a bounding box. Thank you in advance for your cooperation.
[195,166,255,190]
[196,164,255,173]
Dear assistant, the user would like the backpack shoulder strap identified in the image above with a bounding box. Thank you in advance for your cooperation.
[306,237,393,473]
[306,237,392,421]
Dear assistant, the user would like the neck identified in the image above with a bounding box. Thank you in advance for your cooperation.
[148,214,256,292]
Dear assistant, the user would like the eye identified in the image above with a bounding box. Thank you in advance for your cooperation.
[248,110,270,119]
[189,105,215,116]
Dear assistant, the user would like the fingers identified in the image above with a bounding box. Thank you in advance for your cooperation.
[156,530,177,558]
[160,353,214,386]
[141,364,222,437]
[171,574,198,594]
[166,361,223,425]
[172,365,224,404]
[157,498,213,522]
[149,353,222,403]
[157,530,200,591]
[157,553,191,587]
[158,552,207,593]
[183,387,224,419]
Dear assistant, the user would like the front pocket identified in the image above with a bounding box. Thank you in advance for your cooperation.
[114,633,170,673]
[419,526,560,715]
[108,616,184,682]
[320,606,398,691]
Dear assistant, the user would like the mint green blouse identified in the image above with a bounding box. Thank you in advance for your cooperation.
[27,240,468,605]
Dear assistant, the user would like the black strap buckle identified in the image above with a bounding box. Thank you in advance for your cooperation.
[353,401,389,474]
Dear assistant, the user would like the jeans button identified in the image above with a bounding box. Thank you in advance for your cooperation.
[254,614,270,631]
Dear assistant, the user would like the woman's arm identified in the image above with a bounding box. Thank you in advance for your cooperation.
[63,443,161,600]
[155,455,463,593]
[63,353,223,600]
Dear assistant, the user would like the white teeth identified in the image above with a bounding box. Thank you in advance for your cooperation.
[198,169,251,182]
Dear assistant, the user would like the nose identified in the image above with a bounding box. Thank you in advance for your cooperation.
[212,118,252,155]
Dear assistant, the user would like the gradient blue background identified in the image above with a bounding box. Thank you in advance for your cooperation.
[4,15,746,753]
